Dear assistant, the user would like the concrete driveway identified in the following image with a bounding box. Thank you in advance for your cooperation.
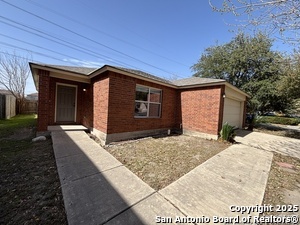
[235,130,300,160]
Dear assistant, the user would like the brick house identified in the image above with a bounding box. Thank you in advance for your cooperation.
[30,63,249,144]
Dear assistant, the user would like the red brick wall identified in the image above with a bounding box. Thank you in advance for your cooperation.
[37,69,50,131]
[180,85,223,135]
[104,72,178,134]
[92,72,110,133]
[37,68,232,139]
[37,69,91,131]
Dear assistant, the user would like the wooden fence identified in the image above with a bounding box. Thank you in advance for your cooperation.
[21,100,38,114]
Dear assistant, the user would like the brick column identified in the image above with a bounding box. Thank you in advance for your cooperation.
[37,69,50,131]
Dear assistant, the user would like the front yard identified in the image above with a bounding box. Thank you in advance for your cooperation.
[263,152,300,216]
[0,115,67,225]
[1,115,299,223]
[103,135,230,190]
[101,131,300,218]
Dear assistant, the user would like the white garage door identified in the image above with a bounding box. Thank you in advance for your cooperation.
[223,98,242,128]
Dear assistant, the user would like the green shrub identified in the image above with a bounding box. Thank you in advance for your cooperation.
[220,123,236,142]
[257,116,300,125]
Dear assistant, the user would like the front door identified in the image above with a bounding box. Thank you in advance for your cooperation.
[56,85,76,122]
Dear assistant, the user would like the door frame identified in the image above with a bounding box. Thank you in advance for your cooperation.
[55,83,78,123]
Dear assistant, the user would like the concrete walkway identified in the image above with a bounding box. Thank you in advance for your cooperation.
[236,130,300,159]
[51,131,273,225]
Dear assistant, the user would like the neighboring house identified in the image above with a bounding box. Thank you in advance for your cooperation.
[29,63,249,144]
[0,89,16,119]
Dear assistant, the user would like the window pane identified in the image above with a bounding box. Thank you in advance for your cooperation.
[136,86,148,101]
[149,89,161,103]
[149,103,160,117]
[136,86,148,92]
[136,91,148,101]
[135,102,148,117]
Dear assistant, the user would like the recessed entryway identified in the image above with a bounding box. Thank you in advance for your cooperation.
[55,84,77,122]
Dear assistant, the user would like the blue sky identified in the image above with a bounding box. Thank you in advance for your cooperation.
[0,0,293,94]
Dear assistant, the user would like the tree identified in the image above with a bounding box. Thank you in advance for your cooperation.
[191,33,288,112]
[278,51,300,114]
[209,0,300,43]
[242,79,290,112]
[279,51,300,99]
[0,51,30,113]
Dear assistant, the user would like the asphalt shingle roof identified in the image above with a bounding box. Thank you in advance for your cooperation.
[39,64,98,75]
[112,66,174,85]
[31,63,226,87]
[171,77,225,86]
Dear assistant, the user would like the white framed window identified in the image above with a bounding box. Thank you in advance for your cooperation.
[135,85,162,118]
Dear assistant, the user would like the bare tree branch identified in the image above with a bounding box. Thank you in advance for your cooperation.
[209,0,300,43]
[0,51,31,113]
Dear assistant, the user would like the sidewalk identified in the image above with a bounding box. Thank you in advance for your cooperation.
[236,129,300,159]
[51,131,183,225]
[51,130,273,225]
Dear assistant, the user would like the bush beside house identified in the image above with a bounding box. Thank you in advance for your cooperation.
[257,116,300,126]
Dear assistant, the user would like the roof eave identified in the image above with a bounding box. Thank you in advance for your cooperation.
[176,81,250,98]
[89,65,177,88]
[176,81,226,89]
[29,62,92,76]
[29,62,39,91]
[29,63,91,89]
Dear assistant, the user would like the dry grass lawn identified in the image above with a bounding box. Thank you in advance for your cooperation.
[0,115,67,225]
[104,135,230,190]
[262,152,300,216]
[102,131,300,218]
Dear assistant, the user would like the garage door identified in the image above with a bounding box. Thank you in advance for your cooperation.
[223,98,242,128]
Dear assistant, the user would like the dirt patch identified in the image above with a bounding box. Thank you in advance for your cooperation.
[9,127,34,140]
[0,127,34,142]
[102,135,230,190]
[96,128,300,218]
[262,152,300,216]
[0,123,67,224]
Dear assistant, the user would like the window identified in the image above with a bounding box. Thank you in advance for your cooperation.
[135,85,162,118]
